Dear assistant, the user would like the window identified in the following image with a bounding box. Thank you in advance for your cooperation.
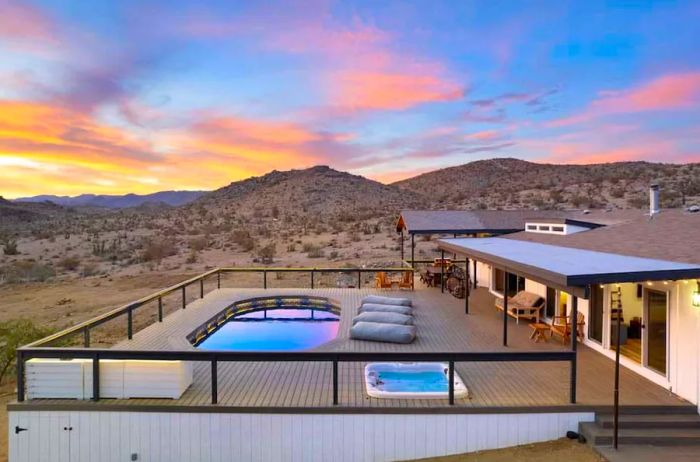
[527,225,537,230]
[552,226,565,232]
[493,268,524,296]
[538,225,550,231]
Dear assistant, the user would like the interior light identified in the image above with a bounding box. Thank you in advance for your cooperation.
[693,281,700,308]
[646,281,653,286]
[599,284,604,289]
[663,281,669,285]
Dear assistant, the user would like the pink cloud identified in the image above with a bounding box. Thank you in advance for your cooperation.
[0,0,57,43]
[549,72,700,127]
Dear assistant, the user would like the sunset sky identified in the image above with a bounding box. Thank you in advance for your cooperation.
[1,0,699,198]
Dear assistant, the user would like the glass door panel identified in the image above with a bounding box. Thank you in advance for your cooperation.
[645,290,668,375]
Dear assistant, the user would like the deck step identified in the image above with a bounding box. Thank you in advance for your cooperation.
[580,413,700,447]
[596,413,700,429]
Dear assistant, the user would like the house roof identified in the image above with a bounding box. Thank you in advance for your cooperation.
[437,236,700,288]
[504,209,700,265]
[396,209,606,234]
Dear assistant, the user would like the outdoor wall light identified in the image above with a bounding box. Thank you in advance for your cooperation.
[692,281,700,308]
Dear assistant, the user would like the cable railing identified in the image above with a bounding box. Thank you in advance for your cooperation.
[17,266,578,407]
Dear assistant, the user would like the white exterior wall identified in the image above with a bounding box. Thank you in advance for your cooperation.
[475,261,491,288]
[9,410,594,462]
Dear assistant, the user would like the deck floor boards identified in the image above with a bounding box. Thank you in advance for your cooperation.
[21,284,689,411]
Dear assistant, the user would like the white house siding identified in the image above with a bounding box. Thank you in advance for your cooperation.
[475,261,491,288]
[8,410,594,462]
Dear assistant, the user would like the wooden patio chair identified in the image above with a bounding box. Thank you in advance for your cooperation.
[374,272,393,289]
[397,271,414,291]
[549,312,585,344]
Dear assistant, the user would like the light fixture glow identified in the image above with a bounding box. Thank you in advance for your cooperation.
[693,281,700,308]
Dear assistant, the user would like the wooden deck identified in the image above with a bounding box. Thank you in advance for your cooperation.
[16,285,689,413]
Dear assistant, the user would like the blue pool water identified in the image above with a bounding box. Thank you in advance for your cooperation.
[377,371,449,392]
[197,309,339,351]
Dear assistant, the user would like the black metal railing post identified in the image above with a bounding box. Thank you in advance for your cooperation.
[503,271,509,346]
[158,296,163,322]
[570,296,578,404]
[127,308,133,340]
[263,270,267,289]
[217,270,221,289]
[357,270,361,289]
[441,250,445,293]
[83,328,90,347]
[311,270,315,289]
[332,358,339,405]
[16,350,25,402]
[448,360,455,405]
[92,353,100,401]
[211,358,218,404]
[182,286,186,309]
[200,278,204,298]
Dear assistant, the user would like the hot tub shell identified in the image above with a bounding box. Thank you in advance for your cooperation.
[365,362,469,399]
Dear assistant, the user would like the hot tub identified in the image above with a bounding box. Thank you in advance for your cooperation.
[364,363,469,399]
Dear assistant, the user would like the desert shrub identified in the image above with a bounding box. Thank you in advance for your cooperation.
[231,230,256,252]
[186,250,198,264]
[329,250,339,259]
[80,262,99,277]
[286,243,296,252]
[258,243,276,263]
[189,236,209,251]
[0,319,53,383]
[302,242,314,252]
[0,261,55,283]
[141,238,178,264]
[58,256,81,271]
[2,237,18,255]
[306,245,324,258]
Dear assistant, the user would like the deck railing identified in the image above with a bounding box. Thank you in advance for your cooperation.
[17,266,577,406]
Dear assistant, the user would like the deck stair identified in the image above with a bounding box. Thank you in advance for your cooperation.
[579,407,700,446]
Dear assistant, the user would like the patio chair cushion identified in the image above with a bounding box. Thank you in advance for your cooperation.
[361,295,412,307]
[352,311,414,326]
[350,321,417,344]
[359,303,413,316]
[495,291,543,310]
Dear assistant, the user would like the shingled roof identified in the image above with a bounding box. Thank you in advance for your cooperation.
[396,209,614,234]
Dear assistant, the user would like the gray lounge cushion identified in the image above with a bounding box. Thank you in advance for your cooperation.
[352,312,414,326]
[362,295,412,307]
[359,303,413,316]
[350,321,417,344]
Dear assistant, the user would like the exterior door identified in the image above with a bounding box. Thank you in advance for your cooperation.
[644,289,668,376]
[10,413,70,462]
[588,285,604,344]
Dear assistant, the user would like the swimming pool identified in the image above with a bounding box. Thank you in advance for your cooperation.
[193,297,340,351]
[365,363,469,399]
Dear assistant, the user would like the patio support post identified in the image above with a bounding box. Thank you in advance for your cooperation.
[410,234,415,268]
[465,258,469,314]
[263,270,267,289]
[217,270,221,289]
[311,270,315,289]
[614,288,622,449]
[570,296,578,404]
[332,358,339,405]
[357,270,361,289]
[441,250,445,293]
[448,360,455,405]
[473,260,477,289]
[503,271,509,346]
[127,307,133,340]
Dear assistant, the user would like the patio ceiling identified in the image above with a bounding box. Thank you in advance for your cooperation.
[437,237,700,290]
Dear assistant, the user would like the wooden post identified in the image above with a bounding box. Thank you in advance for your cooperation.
[217,271,221,289]
[570,296,578,404]
[410,234,415,268]
[503,271,509,346]
[440,250,445,293]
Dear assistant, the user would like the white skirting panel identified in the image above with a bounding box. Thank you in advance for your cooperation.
[9,410,594,462]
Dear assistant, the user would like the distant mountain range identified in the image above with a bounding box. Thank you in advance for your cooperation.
[13,190,206,209]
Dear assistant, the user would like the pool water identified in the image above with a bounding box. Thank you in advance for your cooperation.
[376,371,449,393]
[197,309,339,351]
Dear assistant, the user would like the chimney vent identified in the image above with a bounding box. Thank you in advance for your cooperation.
[650,184,660,217]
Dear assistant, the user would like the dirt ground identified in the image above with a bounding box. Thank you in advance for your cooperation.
[405,438,607,462]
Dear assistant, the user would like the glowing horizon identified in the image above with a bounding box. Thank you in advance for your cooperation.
[1,0,699,198]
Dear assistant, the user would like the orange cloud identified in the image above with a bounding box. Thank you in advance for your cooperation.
[329,71,463,111]
[549,72,700,127]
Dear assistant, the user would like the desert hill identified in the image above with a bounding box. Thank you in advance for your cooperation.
[393,158,700,210]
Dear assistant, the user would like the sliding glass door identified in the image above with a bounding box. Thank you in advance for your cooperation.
[644,289,668,375]
[588,285,604,344]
